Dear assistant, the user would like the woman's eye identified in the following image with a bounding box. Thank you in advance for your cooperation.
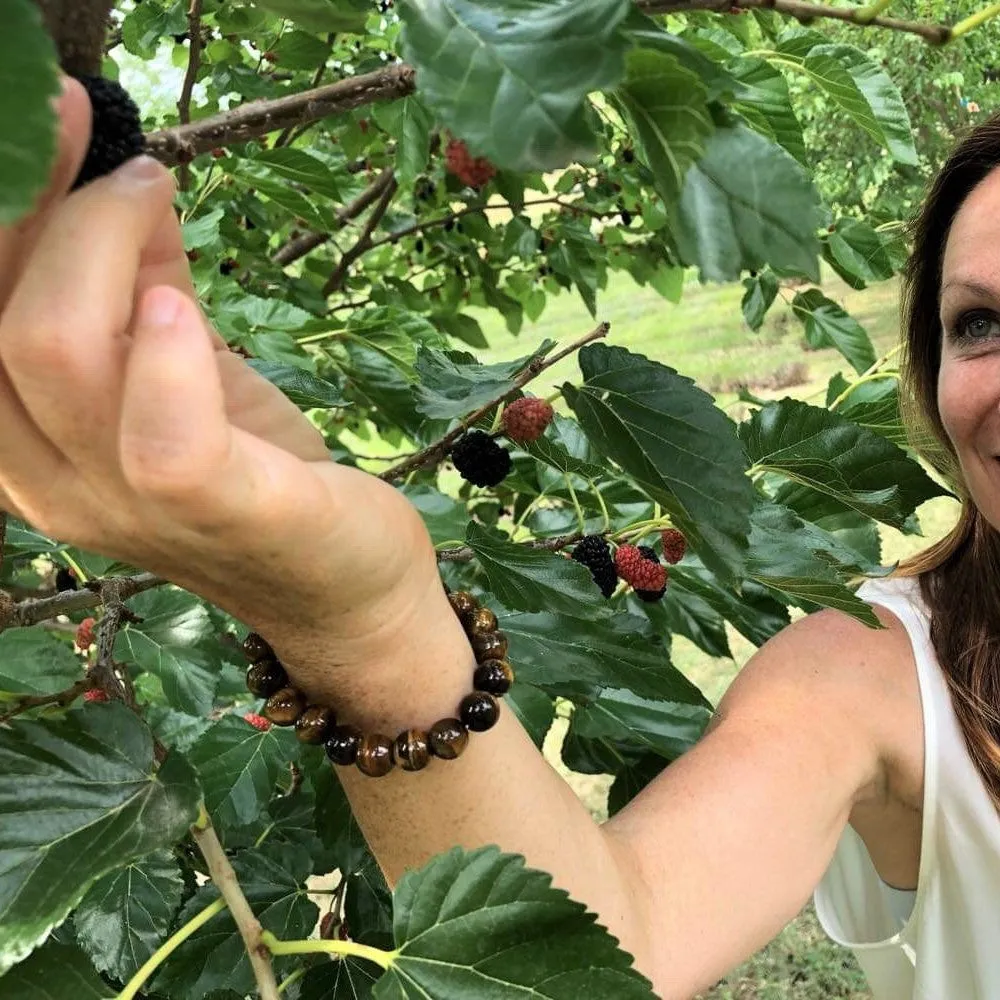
[956,311,1000,341]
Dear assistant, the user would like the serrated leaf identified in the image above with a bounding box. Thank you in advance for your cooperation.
[741,398,948,529]
[0,0,60,227]
[377,846,656,999]
[791,289,876,374]
[730,57,806,164]
[675,122,821,283]
[465,523,612,620]
[3,938,112,1000]
[300,957,379,999]
[182,207,225,251]
[254,147,343,201]
[826,373,909,447]
[154,849,318,1000]
[823,218,896,289]
[187,716,300,834]
[0,628,84,698]
[399,0,631,172]
[0,705,200,975]
[74,850,185,983]
[564,343,755,580]
[252,0,367,33]
[656,578,731,659]
[615,49,713,208]
[347,306,443,371]
[520,435,608,481]
[115,589,222,716]
[247,360,348,408]
[414,341,555,419]
[373,96,433,183]
[502,607,712,706]
[741,270,779,330]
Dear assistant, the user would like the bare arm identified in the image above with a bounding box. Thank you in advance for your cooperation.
[272,573,897,1000]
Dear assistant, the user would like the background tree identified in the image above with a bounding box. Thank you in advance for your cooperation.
[0,1,996,998]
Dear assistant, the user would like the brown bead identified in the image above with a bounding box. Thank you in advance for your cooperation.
[263,686,306,726]
[465,607,498,637]
[460,691,500,732]
[246,658,288,698]
[473,658,514,696]
[471,629,508,663]
[448,590,479,623]
[295,705,335,744]
[325,725,362,766]
[393,729,431,772]
[427,718,469,760]
[356,733,394,778]
[242,631,273,663]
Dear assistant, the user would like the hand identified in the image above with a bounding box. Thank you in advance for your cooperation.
[0,77,443,684]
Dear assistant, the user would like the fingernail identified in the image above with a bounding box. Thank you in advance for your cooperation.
[114,155,164,187]
[143,287,183,328]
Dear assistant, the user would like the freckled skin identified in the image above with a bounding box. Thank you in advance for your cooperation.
[937,166,1000,530]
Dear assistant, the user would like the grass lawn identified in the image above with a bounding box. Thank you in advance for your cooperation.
[344,263,958,998]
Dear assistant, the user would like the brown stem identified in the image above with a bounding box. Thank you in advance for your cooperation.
[437,529,587,563]
[322,171,398,295]
[176,0,205,191]
[90,578,141,711]
[635,0,951,43]
[378,321,611,483]
[0,677,95,725]
[0,571,166,635]
[191,815,281,1000]
[33,0,116,75]
[146,64,416,167]
[275,33,336,147]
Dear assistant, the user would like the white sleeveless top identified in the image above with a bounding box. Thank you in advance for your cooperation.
[812,575,1000,1000]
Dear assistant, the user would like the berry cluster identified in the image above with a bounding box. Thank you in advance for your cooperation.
[501,397,554,444]
[71,76,147,191]
[445,138,497,189]
[570,532,686,603]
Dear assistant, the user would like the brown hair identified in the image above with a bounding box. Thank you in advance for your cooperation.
[897,111,1000,811]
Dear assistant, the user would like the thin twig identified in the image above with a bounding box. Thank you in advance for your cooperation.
[437,529,587,563]
[90,578,142,711]
[636,0,951,43]
[176,0,205,191]
[378,321,611,483]
[322,171,398,295]
[146,64,416,166]
[0,678,94,725]
[191,813,281,1000]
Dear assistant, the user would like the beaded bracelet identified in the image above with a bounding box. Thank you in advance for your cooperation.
[240,588,514,778]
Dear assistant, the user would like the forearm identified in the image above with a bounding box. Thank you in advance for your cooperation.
[270,581,653,977]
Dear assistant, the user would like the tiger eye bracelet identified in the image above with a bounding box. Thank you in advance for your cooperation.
[240,588,514,778]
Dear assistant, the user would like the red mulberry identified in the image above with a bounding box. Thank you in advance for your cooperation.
[615,544,667,593]
[502,397,554,444]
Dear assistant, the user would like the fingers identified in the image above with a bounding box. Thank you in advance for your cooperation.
[0,76,91,305]
[0,156,177,472]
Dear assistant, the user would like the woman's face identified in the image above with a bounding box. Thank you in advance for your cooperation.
[937,166,1000,526]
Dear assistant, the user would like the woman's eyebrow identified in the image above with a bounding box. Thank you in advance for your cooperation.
[940,278,999,299]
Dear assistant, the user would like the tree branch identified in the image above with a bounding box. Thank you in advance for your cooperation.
[0,677,94,725]
[378,321,611,483]
[437,529,587,563]
[276,33,336,148]
[176,0,205,191]
[146,63,416,167]
[322,170,398,295]
[90,577,144,711]
[33,0,116,74]
[191,812,281,1000]
[635,0,951,43]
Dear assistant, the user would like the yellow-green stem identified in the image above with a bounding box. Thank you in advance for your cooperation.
[259,930,397,969]
[565,475,586,533]
[827,371,899,412]
[117,897,228,1000]
[855,0,893,23]
[591,482,611,533]
[951,2,1000,37]
[61,552,88,583]
[278,967,307,994]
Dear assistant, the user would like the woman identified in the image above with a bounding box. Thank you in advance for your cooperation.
[2,78,997,1000]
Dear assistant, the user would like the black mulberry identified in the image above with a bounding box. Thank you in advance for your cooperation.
[572,535,617,599]
[451,430,511,488]
[71,76,147,191]
[635,545,667,603]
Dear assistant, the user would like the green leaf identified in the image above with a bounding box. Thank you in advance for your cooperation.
[399,0,632,172]
[0,0,60,227]
[797,43,917,165]
[74,850,185,983]
[520,436,609,482]
[3,938,112,1000]
[0,628,83,699]
[505,682,556,749]
[674,122,822,283]
[0,704,200,975]
[791,289,876,374]
[822,218,896,289]
[571,688,711,758]
[300,958,379,999]
[373,96,433,183]
[730,57,806,164]
[254,148,343,201]
[377,846,656,999]
[502,608,712,706]
[182,207,225,251]
[246,360,348,408]
[187,716,300,834]
[414,341,555,420]
[2,519,65,555]
[826,373,909,448]
[745,501,881,624]
[741,270,779,331]
[154,848,318,1000]
[564,343,755,579]
[251,0,368,32]
[400,484,470,546]
[465,523,612,621]
[656,579,731,659]
[615,49,713,209]
[115,589,223,716]
[347,306,443,371]
[434,312,489,349]
[741,397,947,528]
